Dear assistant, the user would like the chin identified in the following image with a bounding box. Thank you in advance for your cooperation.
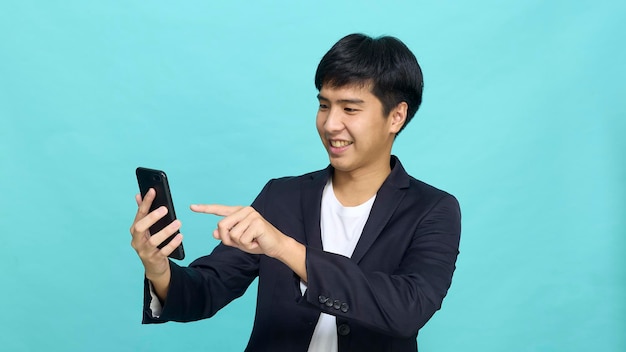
[328,157,353,172]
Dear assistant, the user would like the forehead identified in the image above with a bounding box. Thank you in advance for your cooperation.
[318,84,379,103]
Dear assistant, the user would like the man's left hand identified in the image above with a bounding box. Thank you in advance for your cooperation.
[190,204,287,258]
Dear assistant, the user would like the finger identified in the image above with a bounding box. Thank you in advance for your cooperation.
[131,194,143,226]
[131,206,169,251]
[158,233,184,257]
[148,219,182,248]
[239,225,261,252]
[216,207,255,242]
[226,215,252,246]
[215,226,234,247]
[133,188,156,224]
[131,206,168,238]
[218,206,255,230]
[190,204,243,216]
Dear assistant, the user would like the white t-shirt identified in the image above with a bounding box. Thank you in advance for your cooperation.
[303,179,376,352]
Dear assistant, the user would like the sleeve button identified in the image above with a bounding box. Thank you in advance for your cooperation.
[340,302,349,313]
[333,300,341,309]
[318,295,328,304]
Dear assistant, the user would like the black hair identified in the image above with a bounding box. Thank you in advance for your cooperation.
[315,33,424,134]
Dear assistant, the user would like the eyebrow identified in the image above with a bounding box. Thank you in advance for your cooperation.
[317,93,365,105]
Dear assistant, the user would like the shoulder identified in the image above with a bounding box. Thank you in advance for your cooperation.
[251,167,328,210]
[406,176,460,218]
[261,168,328,193]
[387,171,461,236]
[391,156,458,205]
[389,158,460,223]
[250,167,328,227]
[408,176,455,200]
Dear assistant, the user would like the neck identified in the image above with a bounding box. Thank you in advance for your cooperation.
[331,156,392,207]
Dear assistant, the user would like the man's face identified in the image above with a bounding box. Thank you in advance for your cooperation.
[316,84,402,176]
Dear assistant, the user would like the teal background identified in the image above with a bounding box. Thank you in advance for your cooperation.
[1,1,624,351]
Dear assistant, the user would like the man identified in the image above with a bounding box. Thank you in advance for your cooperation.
[130,33,461,351]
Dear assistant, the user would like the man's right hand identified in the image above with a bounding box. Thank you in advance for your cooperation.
[129,188,183,301]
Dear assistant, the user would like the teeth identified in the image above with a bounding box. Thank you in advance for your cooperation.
[330,140,352,147]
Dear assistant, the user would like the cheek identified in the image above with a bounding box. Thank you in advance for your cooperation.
[315,114,325,133]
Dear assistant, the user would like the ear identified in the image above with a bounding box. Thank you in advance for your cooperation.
[388,102,408,134]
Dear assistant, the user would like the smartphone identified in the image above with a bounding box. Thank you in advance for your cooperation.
[135,167,185,260]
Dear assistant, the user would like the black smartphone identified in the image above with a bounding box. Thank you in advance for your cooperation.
[135,167,185,260]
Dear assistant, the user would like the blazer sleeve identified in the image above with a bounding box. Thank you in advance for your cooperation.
[302,194,461,338]
[141,182,274,324]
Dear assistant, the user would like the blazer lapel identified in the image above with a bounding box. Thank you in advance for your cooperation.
[351,157,411,263]
[300,167,330,251]
[300,157,411,262]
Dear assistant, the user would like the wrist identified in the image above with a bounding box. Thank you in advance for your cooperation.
[275,237,307,282]
[146,268,171,302]
[146,270,169,283]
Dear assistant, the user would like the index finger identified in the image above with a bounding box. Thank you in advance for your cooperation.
[133,188,156,223]
[190,204,243,217]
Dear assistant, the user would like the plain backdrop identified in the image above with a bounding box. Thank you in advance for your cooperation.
[1,1,624,351]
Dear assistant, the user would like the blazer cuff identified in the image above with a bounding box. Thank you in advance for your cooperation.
[142,260,180,324]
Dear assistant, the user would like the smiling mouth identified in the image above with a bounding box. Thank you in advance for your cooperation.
[330,140,353,147]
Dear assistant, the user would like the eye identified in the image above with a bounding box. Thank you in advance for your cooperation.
[318,103,329,110]
[344,107,358,113]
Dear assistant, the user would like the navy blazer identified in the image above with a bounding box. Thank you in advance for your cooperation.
[143,156,461,352]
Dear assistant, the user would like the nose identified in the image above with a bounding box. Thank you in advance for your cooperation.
[323,107,344,133]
